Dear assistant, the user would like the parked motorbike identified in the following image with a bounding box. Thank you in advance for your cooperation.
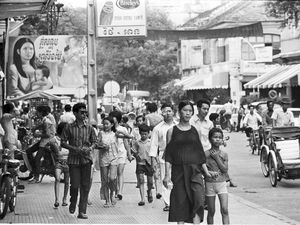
[0,148,21,219]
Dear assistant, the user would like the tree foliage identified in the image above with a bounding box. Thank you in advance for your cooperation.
[265,1,300,27]
[19,6,180,100]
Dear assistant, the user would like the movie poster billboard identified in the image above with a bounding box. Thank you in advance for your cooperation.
[96,0,146,37]
[6,35,87,97]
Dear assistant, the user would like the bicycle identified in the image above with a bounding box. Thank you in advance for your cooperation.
[0,148,21,219]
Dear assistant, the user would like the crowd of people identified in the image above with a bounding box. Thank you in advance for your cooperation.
[0,96,296,224]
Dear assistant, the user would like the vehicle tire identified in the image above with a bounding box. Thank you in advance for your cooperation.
[9,178,17,212]
[260,149,269,177]
[268,155,277,187]
[0,177,11,219]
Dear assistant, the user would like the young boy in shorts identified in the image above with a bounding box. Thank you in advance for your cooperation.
[131,124,154,206]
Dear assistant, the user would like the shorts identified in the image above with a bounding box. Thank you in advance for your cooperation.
[136,163,154,176]
[205,181,228,197]
[55,159,69,171]
[117,149,127,164]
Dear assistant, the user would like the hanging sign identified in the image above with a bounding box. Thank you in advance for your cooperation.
[96,0,146,38]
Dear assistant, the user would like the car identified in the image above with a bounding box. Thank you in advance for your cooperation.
[288,108,300,126]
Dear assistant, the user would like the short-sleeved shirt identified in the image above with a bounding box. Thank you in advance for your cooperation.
[271,109,295,127]
[149,120,177,159]
[133,139,151,165]
[99,130,118,167]
[243,112,262,130]
[262,109,273,126]
[59,112,76,124]
[145,113,163,130]
[205,149,228,183]
[116,125,129,158]
[61,120,97,165]
[190,115,214,151]
[39,116,56,147]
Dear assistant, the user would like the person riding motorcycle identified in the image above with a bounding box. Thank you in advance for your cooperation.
[28,105,56,183]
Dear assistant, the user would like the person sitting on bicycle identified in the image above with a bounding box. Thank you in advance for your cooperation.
[243,104,262,139]
[271,97,294,127]
[262,100,274,127]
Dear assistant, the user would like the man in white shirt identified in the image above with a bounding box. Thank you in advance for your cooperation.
[272,97,294,127]
[149,103,177,212]
[243,105,262,131]
[190,99,214,151]
[59,104,75,124]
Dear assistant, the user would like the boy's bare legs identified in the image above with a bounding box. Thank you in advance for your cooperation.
[137,174,145,205]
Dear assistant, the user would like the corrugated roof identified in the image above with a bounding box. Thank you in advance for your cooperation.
[0,0,54,19]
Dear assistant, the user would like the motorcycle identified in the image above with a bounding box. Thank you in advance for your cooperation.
[15,128,56,183]
[0,148,21,219]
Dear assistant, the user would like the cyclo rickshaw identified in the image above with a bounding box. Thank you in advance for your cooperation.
[260,126,300,187]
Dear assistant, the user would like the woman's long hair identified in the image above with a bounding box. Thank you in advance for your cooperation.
[13,37,36,78]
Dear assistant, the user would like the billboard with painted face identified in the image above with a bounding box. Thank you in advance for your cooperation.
[6,35,87,97]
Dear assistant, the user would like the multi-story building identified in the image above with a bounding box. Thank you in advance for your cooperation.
[177,1,283,106]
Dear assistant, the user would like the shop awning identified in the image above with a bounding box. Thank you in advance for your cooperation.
[244,65,285,89]
[244,64,300,89]
[175,72,228,90]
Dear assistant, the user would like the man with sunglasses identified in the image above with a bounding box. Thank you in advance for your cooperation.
[61,103,97,219]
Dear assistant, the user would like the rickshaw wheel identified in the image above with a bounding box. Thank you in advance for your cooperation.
[268,156,277,187]
[260,149,269,177]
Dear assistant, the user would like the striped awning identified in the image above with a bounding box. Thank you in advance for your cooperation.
[244,64,300,89]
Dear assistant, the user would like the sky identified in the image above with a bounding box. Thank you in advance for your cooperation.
[60,0,223,26]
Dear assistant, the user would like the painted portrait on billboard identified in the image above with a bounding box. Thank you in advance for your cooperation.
[6,35,87,97]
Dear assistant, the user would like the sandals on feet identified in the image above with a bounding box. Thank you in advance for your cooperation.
[62,202,68,207]
[103,203,110,208]
[54,202,59,209]
[163,206,170,211]
[138,201,145,206]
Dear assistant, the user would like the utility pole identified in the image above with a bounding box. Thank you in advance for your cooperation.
[87,0,98,124]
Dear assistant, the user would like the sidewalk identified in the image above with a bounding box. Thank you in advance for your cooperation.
[1,161,299,224]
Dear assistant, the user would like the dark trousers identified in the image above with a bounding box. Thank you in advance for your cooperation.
[69,163,92,214]
[26,142,41,177]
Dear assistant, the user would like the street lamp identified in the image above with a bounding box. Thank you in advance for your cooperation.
[47,1,64,34]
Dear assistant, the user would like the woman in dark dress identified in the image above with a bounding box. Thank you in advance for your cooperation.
[163,101,214,224]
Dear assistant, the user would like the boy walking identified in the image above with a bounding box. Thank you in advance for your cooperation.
[132,124,154,206]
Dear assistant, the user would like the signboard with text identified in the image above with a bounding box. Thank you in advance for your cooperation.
[6,36,87,97]
[96,0,146,38]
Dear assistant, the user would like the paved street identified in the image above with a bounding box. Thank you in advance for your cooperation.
[1,131,300,224]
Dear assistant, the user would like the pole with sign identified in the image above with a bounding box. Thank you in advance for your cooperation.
[96,0,147,38]
[87,0,146,122]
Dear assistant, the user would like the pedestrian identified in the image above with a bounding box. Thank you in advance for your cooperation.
[205,128,230,225]
[163,101,212,224]
[145,102,163,130]
[237,104,245,132]
[59,104,75,124]
[131,124,154,206]
[97,116,118,208]
[149,103,177,211]
[61,103,97,219]
[272,97,294,127]
[190,99,214,152]
[109,110,133,200]
[0,102,21,159]
[51,122,69,209]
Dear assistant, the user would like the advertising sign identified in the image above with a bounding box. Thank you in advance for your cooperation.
[96,0,146,37]
[6,35,87,97]
[255,46,273,62]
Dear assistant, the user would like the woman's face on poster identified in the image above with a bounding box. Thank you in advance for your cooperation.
[17,42,34,61]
